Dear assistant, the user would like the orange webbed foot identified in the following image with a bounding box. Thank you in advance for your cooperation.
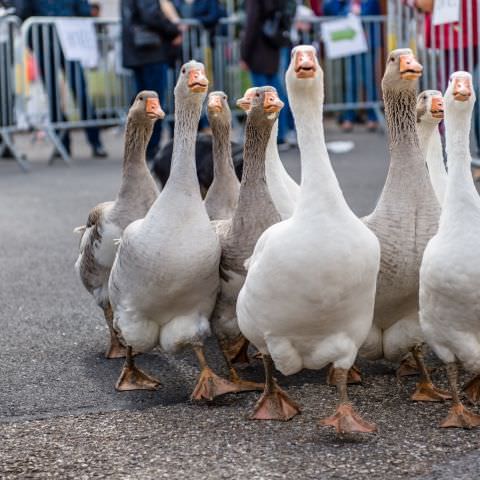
[250,384,301,421]
[410,381,452,402]
[440,403,480,429]
[191,367,241,401]
[319,403,377,434]
[115,363,160,391]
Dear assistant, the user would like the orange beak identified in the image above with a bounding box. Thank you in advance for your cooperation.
[188,68,208,93]
[145,98,165,119]
[263,91,284,113]
[430,96,444,119]
[399,54,423,80]
[208,95,223,113]
[294,50,316,78]
[453,76,472,102]
[236,88,256,111]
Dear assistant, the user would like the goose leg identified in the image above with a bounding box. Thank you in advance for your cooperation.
[327,363,362,385]
[250,354,300,421]
[440,363,480,428]
[190,346,243,401]
[463,374,480,404]
[410,345,451,402]
[223,334,250,365]
[115,346,161,391]
[319,367,377,434]
[103,303,128,359]
[219,338,263,393]
[396,354,420,377]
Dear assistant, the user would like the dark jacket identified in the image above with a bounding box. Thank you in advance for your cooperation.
[14,0,91,18]
[121,0,180,69]
[241,0,282,76]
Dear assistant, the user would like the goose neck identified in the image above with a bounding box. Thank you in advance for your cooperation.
[289,85,344,211]
[119,116,152,190]
[425,127,447,206]
[166,98,203,196]
[444,110,478,208]
[211,119,235,178]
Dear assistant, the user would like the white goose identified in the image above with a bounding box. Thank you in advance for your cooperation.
[75,91,163,358]
[237,45,380,433]
[109,61,230,397]
[238,88,299,220]
[416,90,447,205]
[420,71,480,428]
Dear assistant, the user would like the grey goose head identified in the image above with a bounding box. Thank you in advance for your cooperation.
[382,48,423,92]
[247,86,284,128]
[207,91,231,125]
[174,60,209,105]
[128,90,165,124]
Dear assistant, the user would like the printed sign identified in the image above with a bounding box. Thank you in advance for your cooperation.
[321,15,368,60]
[432,0,460,26]
[55,19,99,68]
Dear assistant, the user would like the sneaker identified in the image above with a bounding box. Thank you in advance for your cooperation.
[341,120,354,133]
[93,145,108,158]
[366,121,378,132]
[285,130,298,147]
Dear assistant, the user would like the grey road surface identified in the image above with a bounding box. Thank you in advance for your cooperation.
[1,128,479,479]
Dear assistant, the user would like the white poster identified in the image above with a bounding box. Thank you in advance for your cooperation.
[321,15,368,60]
[432,0,460,26]
[55,19,99,69]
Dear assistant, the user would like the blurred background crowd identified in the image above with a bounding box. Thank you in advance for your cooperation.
[0,0,478,165]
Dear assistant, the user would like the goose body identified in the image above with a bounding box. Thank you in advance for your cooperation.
[237,46,379,431]
[416,90,447,206]
[420,72,480,427]
[75,91,163,357]
[360,50,441,371]
[109,62,219,355]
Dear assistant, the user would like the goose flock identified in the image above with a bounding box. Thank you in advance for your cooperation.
[75,46,480,433]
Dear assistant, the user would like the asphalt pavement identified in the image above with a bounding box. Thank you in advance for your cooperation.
[1,125,479,479]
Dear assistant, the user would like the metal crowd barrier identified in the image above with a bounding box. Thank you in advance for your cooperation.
[0,14,29,171]
[214,15,387,129]
[388,0,480,155]
[20,16,136,165]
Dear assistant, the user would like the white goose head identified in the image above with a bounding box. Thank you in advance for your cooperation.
[175,60,209,106]
[416,90,444,124]
[445,71,475,113]
[286,45,323,97]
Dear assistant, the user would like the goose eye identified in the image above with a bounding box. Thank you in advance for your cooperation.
[223,96,227,100]
[182,68,186,74]
[389,57,394,62]
[139,96,143,101]
[256,93,260,97]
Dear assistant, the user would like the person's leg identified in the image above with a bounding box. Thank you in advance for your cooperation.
[133,62,167,159]
[361,52,378,126]
[65,60,103,152]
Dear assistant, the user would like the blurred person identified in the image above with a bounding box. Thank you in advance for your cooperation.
[173,0,226,38]
[324,0,381,132]
[121,0,182,161]
[15,0,108,157]
[241,0,296,150]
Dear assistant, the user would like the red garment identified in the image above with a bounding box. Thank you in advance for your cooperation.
[309,0,322,15]
[424,0,478,49]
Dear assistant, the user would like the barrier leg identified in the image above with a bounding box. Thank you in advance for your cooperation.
[0,130,30,172]
[45,127,71,165]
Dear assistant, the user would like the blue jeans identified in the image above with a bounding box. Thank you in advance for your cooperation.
[342,53,378,123]
[250,71,289,143]
[133,62,168,158]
